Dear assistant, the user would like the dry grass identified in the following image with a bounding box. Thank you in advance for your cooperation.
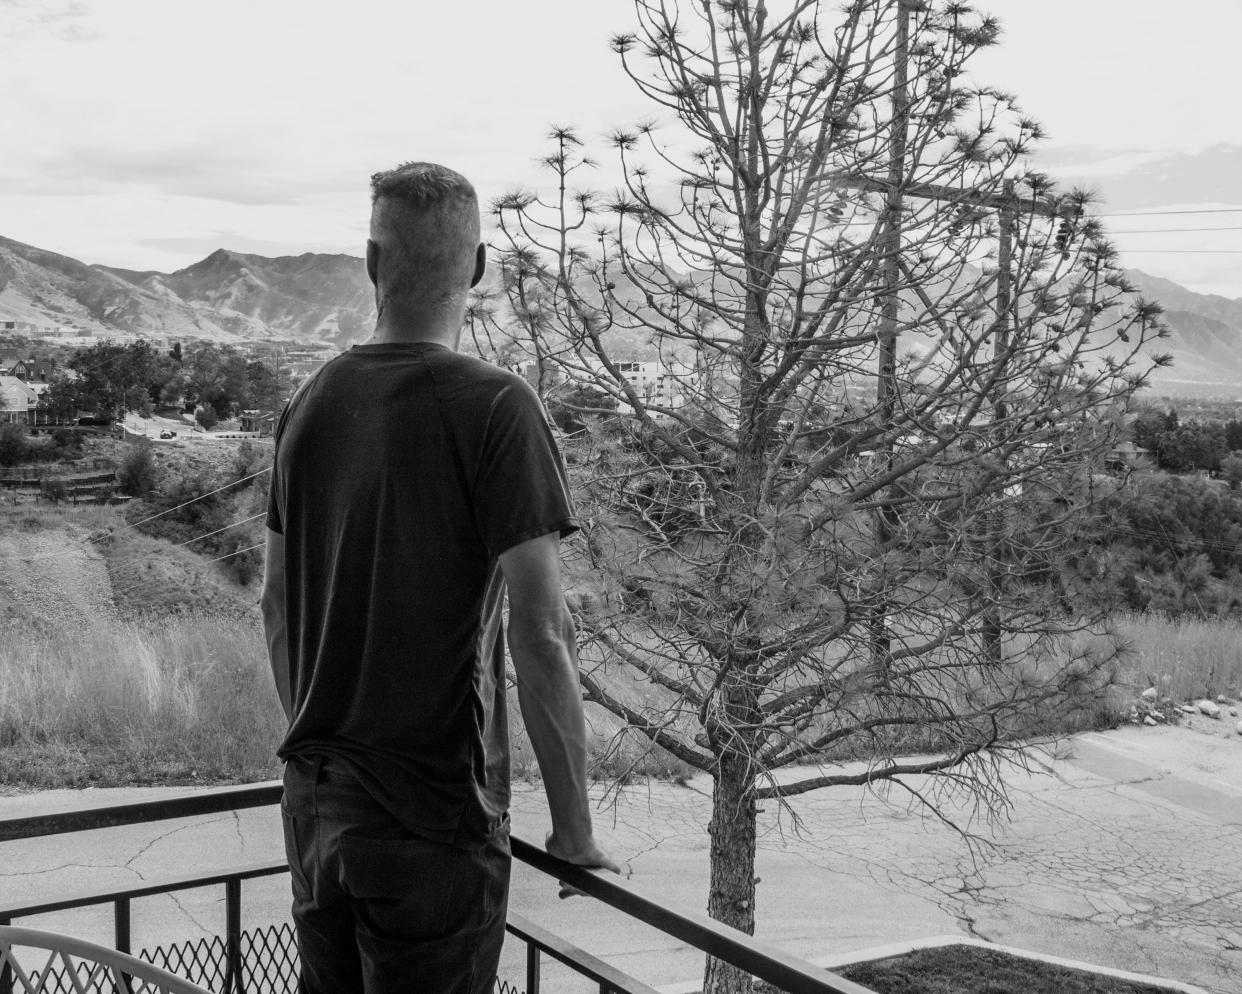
[1113,611,1242,702]
[0,614,284,787]
[1,548,1237,790]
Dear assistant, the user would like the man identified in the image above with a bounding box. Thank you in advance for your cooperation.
[262,161,617,994]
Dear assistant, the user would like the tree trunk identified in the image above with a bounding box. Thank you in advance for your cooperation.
[703,751,758,994]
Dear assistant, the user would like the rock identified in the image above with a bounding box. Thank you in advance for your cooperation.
[1196,700,1222,719]
[1216,694,1233,705]
[1236,720,1242,736]
[1142,687,1159,701]
[1180,705,1198,715]
[1151,710,1165,721]
[1144,716,1158,726]
[1232,708,1239,717]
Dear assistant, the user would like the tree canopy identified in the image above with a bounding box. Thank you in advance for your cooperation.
[484,4,1167,992]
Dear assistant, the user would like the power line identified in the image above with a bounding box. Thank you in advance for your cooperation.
[1110,523,1242,557]
[171,512,267,548]
[1110,226,1242,234]
[200,542,265,566]
[1097,207,1242,218]
[10,467,272,565]
[125,467,271,528]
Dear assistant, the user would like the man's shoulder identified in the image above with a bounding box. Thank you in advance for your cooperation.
[425,352,537,408]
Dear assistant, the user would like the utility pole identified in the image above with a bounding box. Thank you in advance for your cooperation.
[983,179,1016,667]
[871,0,910,682]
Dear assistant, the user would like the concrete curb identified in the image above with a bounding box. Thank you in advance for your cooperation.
[654,934,1212,994]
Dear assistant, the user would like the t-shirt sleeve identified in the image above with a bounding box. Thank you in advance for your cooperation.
[473,378,578,558]
[265,404,291,535]
[265,471,283,534]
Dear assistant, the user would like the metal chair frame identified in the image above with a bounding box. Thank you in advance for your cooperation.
[0,925,211,994]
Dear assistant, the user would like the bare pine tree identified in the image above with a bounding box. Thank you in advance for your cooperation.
[481,3,1168,993]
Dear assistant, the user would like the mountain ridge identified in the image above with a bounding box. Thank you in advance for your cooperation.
[2,236,1242,393]
[0,236,376,346]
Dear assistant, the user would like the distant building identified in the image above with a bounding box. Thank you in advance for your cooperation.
[608,359,697,421]
[1107,441,1153,472]
[513,359,566,392]
[0,376,38,424]
[240,410,278,436]
[6,357,56,382]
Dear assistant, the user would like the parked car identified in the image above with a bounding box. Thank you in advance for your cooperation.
[159,430,177,439]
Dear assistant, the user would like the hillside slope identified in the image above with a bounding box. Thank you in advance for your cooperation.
[0,505,256,634]
[1125,269,1242,393]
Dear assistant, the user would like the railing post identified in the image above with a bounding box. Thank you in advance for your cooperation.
[114,898,131,955]
[525,941,540,994]
[225,878,243,994]
[1,917,11,994]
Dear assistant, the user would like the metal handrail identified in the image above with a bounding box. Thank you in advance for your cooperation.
[0,782,877,994]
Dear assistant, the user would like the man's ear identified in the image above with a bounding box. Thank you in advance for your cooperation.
[471,243,486,288]
[366,239,379,287]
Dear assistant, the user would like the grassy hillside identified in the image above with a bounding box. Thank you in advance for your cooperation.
[2,496,1239,789]
[0,613,281,786]
[0,500,276,786]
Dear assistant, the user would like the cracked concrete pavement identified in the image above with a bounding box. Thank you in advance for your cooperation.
[1,724,1239,993]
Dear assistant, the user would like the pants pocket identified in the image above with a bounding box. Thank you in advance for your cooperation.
[280,802,313,899]
[340,834,468,940]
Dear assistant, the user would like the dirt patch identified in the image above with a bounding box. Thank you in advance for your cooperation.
[0,506,117,636]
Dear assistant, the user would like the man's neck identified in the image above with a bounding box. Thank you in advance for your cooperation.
[367,300,462,349]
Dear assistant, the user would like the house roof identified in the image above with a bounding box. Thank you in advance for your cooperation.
[0,375,39,408]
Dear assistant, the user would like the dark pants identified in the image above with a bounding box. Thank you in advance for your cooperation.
[281,754,511,994]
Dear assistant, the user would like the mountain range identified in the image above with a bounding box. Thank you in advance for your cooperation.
[1,234,1240,394]
[0,236,375,346]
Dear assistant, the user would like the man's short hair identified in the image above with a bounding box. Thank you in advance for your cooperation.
[369,162,481,313]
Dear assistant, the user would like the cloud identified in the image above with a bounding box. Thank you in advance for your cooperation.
[0,0,99,43]
[1034,144,1242,212]
[0,141,359,206]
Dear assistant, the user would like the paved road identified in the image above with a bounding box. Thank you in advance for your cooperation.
[1,725,1239,993]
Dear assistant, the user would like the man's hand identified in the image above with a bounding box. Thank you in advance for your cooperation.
[546,831,622,899]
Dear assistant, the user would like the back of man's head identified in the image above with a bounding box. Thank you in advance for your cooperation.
[369,162,481,317]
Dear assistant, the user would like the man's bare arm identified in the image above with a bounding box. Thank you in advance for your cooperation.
[500,533,617,874]
[262,528,293,723]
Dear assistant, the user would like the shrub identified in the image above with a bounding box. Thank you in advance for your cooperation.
[51,428,81,452]
[0,423,29,466]
[118,440,158,496]
[195,405,219,431]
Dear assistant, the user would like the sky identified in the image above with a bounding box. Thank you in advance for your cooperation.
[4,0,1242,296]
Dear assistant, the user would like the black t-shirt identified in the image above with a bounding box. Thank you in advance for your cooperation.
[266,342,577,845]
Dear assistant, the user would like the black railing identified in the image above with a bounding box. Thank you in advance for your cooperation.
[0,783,877,994]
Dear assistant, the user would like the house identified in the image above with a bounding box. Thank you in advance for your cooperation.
[1,356,56,382]
[1107,441,1153,472]
[239,410,278,436]
[24,358,56,382]
[0,375,38,424]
